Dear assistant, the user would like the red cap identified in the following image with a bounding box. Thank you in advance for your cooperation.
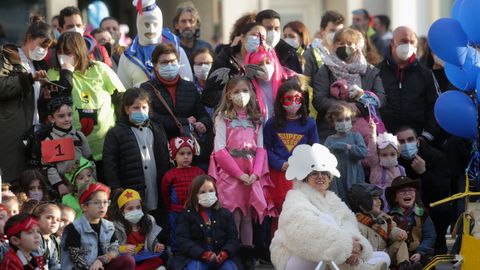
[169,136,196,159]
[79,183,110,205]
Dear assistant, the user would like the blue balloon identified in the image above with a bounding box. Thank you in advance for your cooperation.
[428,18,468,66]
[452,0,464,20]
[459,0,480,44]
[434,90,477,139]
[445,47,480,90]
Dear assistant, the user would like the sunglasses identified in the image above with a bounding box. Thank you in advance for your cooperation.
[282,93,303,106]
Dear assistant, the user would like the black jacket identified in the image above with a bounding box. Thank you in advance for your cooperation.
[201,45,243,108]
[171,207,242,270]
[102,118,170,199]
[398,141,451,207]
[274,39,302,74]
[141,77,212,139]
[377,51,439,139]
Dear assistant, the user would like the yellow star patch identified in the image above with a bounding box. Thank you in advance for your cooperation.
[277,133,304,153]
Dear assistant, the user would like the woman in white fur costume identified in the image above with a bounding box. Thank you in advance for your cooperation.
[270,143,389,270]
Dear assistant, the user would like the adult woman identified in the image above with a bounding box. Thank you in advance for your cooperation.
[200,22,266,109]
[0,18,53,182]
[282,21,312,73]
[47,31,126,181]
[312,28,385,141]
[140,43,212,168]
[270,143,388,270]
[191,48,214,116]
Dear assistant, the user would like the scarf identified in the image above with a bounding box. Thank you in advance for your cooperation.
[356,212,392,242]
[320,45,368,87]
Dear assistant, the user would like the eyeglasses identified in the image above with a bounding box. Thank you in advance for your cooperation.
[308,171,331,179]
[397,188,416,195]
[282,93,303,106]
[86,200,111,207]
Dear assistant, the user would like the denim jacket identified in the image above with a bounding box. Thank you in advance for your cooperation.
[60,215,118,269]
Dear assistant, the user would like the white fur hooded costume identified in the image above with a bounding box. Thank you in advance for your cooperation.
[117,0,193,88]
[270,144,381,270]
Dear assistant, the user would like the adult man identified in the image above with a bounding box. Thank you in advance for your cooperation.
[56,6,112,67]
[117,0,193,88]
[100,16,121,45]
[352,8,375,37]
[173,2,213,61]
[373,15,393,57]
[396,126,451,254]
[304,10,344,81]
[378,26,438,142]
[256,9,302,73]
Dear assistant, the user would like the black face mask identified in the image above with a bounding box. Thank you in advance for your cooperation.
[336,46,353,62]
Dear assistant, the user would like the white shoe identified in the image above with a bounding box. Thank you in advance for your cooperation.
[156,266,166,270]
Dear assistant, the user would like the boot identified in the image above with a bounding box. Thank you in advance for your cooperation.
[398,261,423,270]
[240,246,257,270]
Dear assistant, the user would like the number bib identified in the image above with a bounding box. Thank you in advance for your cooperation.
[41,138,75,163]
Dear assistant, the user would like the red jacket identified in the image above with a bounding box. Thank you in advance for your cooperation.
[0,248,45,270]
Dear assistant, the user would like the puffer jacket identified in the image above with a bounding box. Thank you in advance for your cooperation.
[0,44,48,182]
[140,77,212,139]
[103,117,170,198]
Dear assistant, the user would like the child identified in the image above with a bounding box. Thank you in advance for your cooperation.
[171,175,241,270]
[61,183,136,270]
[386,176,436,266]
[244,38,291,120]
[162,136,204,250]
[43,96,93,196]
[19,169,50,202]
[2,196,19,217]
[110,189,167,270]
[103,87,170,212]
[349,183,422,270]
[209,76,275,249]
[62,157,97,218]
[263,79,319,232]
[32,203,61,270]
[0,204,9,262]
[324,102,367,203]
[0,213,45,270]
[56,204,75,240]
[366,121,406,210]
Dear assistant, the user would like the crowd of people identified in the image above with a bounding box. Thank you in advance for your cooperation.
[0,0,468,269]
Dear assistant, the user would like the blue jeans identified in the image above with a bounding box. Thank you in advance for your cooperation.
[169,211,180,252]
[183,259,237,270]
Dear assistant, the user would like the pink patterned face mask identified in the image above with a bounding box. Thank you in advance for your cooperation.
[283,103,302,114]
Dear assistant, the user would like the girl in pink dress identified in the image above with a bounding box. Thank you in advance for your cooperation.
[209,76,275,248]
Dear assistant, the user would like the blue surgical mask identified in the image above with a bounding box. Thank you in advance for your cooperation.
[400,142,418,160]
[334,120,352,133]
[157,63,180,80]
[245,35,260,53]
[130,111,149,124]
[124,209,144,224]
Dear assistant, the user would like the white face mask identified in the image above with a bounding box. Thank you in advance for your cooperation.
[58,54,75,67]
[136,8,163,45]
[379,157,398,168]
[284,37,300,49]
[198,192,217,208]
[266,30,281,48]
[258,64,275,81]
[193,64,212,81]
[326,32,336,44]
[29,190,43,201]
[311,38,323,49]
[231,92,251,107]
[67,26,85,36]
[29,46,48,61]
[395,43,417,61]
[124,209,144,224]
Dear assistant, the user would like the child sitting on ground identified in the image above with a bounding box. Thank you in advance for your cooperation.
[61,183,136,270]
[386,176,436,266]
[0,213,45,269]
[349,183,422,270]
[110,189,168,270]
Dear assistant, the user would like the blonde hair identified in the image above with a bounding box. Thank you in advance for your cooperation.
[325,102,356,126]
[213,76,262,123]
